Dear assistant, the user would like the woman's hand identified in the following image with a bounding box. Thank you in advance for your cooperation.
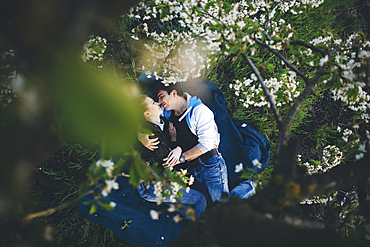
[169,122,177,142]
[163,146,182,168]
[137,133,159,151]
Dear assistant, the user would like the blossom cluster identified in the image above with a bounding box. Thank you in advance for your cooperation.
[337,126,368,160]
[338,190,359,221]
[149,168,195,222]
[234,159,262,173]
[95,159,119,206]
[101,178,119,197]
[230,72,301,108]
[299,189,358,209]
[300,194,336,205]
[81,35,107,64]
[0,48,17,108]
[300,145,343,175]
[331,84,370,123]
[140,29,211,84]
[298,122,367,211]
[129,0,324,84]
[96,159,115,177]
[317,33,370,122]
[152,168,194,205]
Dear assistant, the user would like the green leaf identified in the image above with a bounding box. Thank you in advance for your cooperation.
[216,24,224,32]
[205,1,214,10]
[177,190,184,198]
[53,56,145,158]
[247,168,257,174]
[160,6,169,19]
[240,172,252,179]
[335,76,342,90]
[172,174,187,188]
[228,45,240,54]
[112,158,125,175]
[266,63,274,73]
[347,87,357,102]
[100,200,116,211]
[150,165,163,177]
[89,204,98,215]
[83,200,94,205]
[156,4,167,9]
[253,57,263,63]
[129,151,150,186]
[223,2,232,11]
[79,180,90,195]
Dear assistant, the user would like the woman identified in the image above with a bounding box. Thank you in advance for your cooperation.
[136,95,206,218]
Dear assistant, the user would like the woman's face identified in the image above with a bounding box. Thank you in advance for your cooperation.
[144,97,162,117]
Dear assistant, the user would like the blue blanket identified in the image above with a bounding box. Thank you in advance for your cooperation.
[79,74,271,247]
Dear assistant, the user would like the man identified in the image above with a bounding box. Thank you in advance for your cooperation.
[154,82,229,202]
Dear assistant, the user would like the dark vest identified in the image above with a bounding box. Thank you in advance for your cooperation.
[169,112,198,153]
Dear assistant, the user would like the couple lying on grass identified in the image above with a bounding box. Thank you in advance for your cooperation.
[137,82,253,218]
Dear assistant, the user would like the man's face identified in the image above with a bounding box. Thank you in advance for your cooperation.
[157,90,172,110]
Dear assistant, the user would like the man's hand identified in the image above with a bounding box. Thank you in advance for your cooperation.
[169,122,177,142]
[163,146,182,167]
[137,133,159,151]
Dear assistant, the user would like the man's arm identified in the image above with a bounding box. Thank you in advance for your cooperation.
[166,104,217,166]
[164,145,202,168]
[192,104,217,153]
[182,145,203,161]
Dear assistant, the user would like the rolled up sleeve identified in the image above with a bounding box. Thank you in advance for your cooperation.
[193,105,217,153]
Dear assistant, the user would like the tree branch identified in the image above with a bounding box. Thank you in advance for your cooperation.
[197,8,231,32]
[284,48,336,128]
[264,8,271,41]
[290,40,326,56]
[254,38,310,83]
[23,189,94,222]
[241,53,283,127]
[171,197,350,247]
[248,143,370,213]
[196,8,230,42]
[283,67,322,127]
[302,154,369,198]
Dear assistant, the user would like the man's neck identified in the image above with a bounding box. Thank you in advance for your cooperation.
[174,96,187,116]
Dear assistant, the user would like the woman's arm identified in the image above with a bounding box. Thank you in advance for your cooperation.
[137,133,159,151]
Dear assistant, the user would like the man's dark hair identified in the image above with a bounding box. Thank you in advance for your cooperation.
[154,82,184,97]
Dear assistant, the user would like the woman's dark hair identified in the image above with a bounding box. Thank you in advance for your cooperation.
[154,82,184,97]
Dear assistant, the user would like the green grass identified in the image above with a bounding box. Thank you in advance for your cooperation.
[24,0,369,245]
[24,142,132,246]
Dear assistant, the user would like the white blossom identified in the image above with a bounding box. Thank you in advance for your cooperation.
[252,159,262,169]
[173,214,181,223]
[355,153,364,160]
[101,179,119,197]
[251,73,258,81]
[319,55,329,66]
[96,159,115,176]
[359,143,366,152]
[150,210,159,220]
[168,204,176,212]
[236,21,246,29]
[234,163,244,173]
[188,175,194,186]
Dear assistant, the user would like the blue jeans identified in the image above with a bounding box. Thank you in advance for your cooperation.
[188,152,229,202]
[230,179,255,199]
[137,182,206,218]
